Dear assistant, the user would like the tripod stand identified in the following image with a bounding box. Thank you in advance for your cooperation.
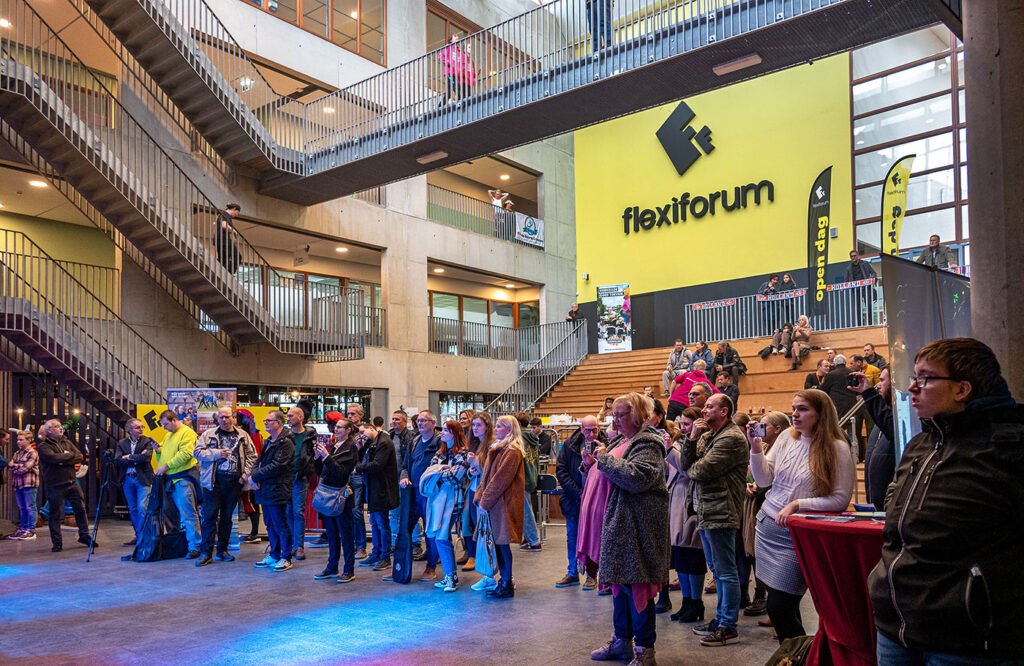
[86,451,117,563]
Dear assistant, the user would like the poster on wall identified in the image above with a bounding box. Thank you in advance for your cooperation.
[806,166,833,319]
[514,212,545,248]
[596,283,632,354]
[165,387,237,433]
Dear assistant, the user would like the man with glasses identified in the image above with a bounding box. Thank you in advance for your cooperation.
[845,250,878,327]
[388,410,423,559]
[285,406,316,563]
[554,415,606,590]
[249,410,296,572]
[394,410,441,582]
[38,420,96,553]
[869,338,1024,664]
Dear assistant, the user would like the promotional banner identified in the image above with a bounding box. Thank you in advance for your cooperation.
[596,283,632,354]
[166,387,237,433]
[755,288,807,302]
[514,212,545,248]
[135,403,277,444]
[880,154,916,256]
[690,298,737,310]
[806,167,833,318]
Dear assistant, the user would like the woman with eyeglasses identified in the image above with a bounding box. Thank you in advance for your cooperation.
[463,412,494,587]
[312,418,359,583]
[748,389,855,641]
[426,420,471,592]
[474,414,525,599]
[666,359,716,421]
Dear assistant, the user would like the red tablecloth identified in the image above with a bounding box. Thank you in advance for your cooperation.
[789,516,885,666]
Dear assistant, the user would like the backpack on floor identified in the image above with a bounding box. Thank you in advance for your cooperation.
[390,485,413,584]
[131,476,188,562]
[764,635,814,666]
[758,346,773,359]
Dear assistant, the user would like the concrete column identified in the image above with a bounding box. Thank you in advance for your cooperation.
[963,1,1024,397]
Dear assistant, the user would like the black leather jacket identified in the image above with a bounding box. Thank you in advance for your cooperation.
[868,401,1024,659]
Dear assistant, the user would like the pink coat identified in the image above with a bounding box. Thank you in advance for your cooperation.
[438,44,476,86]
[668,369,719,406]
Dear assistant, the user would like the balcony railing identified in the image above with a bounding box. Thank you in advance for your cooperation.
[427,185,545,249]
[428,317,579,362]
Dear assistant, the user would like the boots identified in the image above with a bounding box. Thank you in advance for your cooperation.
[678,597,704,623]
[591,634,633,661]
[628,646,657,666]
[669,598,691,622]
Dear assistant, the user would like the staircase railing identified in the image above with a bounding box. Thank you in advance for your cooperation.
[484,319,588,415]
[0,0,364,359]
[0,121,236,353]
[0,229,195,417]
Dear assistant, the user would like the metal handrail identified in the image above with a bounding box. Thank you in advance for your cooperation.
[484,319,588,415]
[0,230,195,417]
[426,184,544,248]
[109,0,842,176]
[0,121,236,352]
[0,0,364,359]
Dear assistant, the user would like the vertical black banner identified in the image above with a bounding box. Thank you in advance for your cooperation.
[806,167,833,318]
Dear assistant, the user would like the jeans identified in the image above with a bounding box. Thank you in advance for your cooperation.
[350,474,367,551]
[586,0,613,51]
[495,543,513,583]
[287,478,309,555]
[200,475,242,555]
[15,487,38,531]
[323,510,355,575]
[437,534,457,577]
[565,514,579,576]
[170,479,202,552]
[678,572,705,599]
[263,503,291,561]
[701,527,741,631]
[523,495,540,546]
[368,511,391,560]
[122,475,151,536]
[411,491,438,567]
[613,584,657,648]
[44,482,89,546]
[875,631,1021,666]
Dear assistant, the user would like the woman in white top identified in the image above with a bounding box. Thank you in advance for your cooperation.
[747,388,855,642]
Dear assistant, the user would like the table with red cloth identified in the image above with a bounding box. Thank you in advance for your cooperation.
[788,515,885,666]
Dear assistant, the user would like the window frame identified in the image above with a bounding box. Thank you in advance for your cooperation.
[246,0,387,66]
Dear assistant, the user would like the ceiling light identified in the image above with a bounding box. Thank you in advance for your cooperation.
[433,268,445,274]
[335,246,348,253]
[350,10,358,18]
[712,52,762,77]
[28,180,47,188]
[238,76,254,92]
[323,107,335,114]
[505,283,516,289]
[416,150,448,165]
[0,202,4,208]
[0,18,11,28]
[499,174,510,181]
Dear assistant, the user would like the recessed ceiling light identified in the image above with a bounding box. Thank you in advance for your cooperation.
[505,283,516,288]
[350,10,357,18]
[499,174,510,181]
[323,107,335,114]
[712,52,762,77]
[28,180,47,188]
[0,18,11,28]
[335,246,349,253]
[433,268,445,274]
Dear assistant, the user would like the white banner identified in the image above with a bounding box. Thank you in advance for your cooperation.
[514,213,545,248]
[596,283,632,354]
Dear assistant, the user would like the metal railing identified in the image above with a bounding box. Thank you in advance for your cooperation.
[429,316,519,361]
[109,0,843,175]
[485,319,588,414]
[683,279,884,344]
[58,260,121,314]
[427,185,545,249]
[0,230,195,417]
[0,0,364,360]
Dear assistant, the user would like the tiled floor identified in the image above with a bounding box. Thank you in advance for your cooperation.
[0,521,815,665]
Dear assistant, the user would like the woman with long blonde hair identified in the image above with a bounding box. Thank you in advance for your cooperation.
[473,414,525,599]
[748,389,855,641]
[463,412,494,585]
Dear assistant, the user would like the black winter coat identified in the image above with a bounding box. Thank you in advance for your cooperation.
[38,436,83,487]
[356,432,399,512]
[291,426,316,480]
[868,402,1024,659]
[314,437,357,512]
[820,365,858,418]
[251,433,296,506]
[556,428,606,519]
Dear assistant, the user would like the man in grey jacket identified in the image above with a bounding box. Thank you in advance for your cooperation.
[682,394,749,647]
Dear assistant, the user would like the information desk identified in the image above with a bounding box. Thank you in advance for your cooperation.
[788,515,885,666]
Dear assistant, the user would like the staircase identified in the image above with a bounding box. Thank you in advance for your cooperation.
[536,326,889,418]
[0,0,363,360]
[0,230,195,424]
[83,0,938,204]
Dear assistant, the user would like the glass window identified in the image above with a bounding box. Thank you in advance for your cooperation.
[855,132,953,186]
[855,222,882,255]
[958,88,966,122]
[960,164,968,198]
[332,0,358,52]
[518,301,540,327]
[303,0,328,39]
[267,0,297,24]
[361,0,385,64]
[855,168,955,221]
[851,26,950,80]
[900,207,956,249]
[427,11,447,52]
[853,94,951,149]
[853,58,951,116]
[237,265,265,305]
[958,126,967,162]
[462,297,488,324]
[270,270,305,328]
[961,205,969,240]
[490,302,515,328]
[431,292,459,320]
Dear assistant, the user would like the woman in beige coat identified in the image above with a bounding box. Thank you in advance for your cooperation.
[474,415,524,599]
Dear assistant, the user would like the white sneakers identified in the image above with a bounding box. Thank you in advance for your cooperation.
[254,554,277,568]
[273,559,293,572]
[471,576,497,591]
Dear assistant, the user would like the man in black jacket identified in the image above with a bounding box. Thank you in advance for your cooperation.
[820,355,862,455]
[114,418,157,547]
[214,203,241,273]
[554,415,605,589]
[37,420,95,552]
[868,338,1024,663]
[286,407,316,562]
[388,410,420,556]
[355,423,399,571]
[249,410,295,571]
[711,342,743,386]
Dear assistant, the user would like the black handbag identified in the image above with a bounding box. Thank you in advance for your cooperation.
[311,482,350,517]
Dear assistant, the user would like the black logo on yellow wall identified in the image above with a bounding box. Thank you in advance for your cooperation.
[656,101,715,175]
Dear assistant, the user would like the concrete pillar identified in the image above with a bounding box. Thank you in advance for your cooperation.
[963,1,1024,397]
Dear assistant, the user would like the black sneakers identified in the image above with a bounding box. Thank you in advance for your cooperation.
[699,626,739,647]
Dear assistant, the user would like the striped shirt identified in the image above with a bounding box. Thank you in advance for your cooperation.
[10,447,39,490]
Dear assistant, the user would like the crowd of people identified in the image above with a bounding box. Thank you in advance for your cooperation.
[2,336,1020,665]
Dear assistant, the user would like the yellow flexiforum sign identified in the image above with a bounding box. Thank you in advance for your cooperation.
[575,55,853,299]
